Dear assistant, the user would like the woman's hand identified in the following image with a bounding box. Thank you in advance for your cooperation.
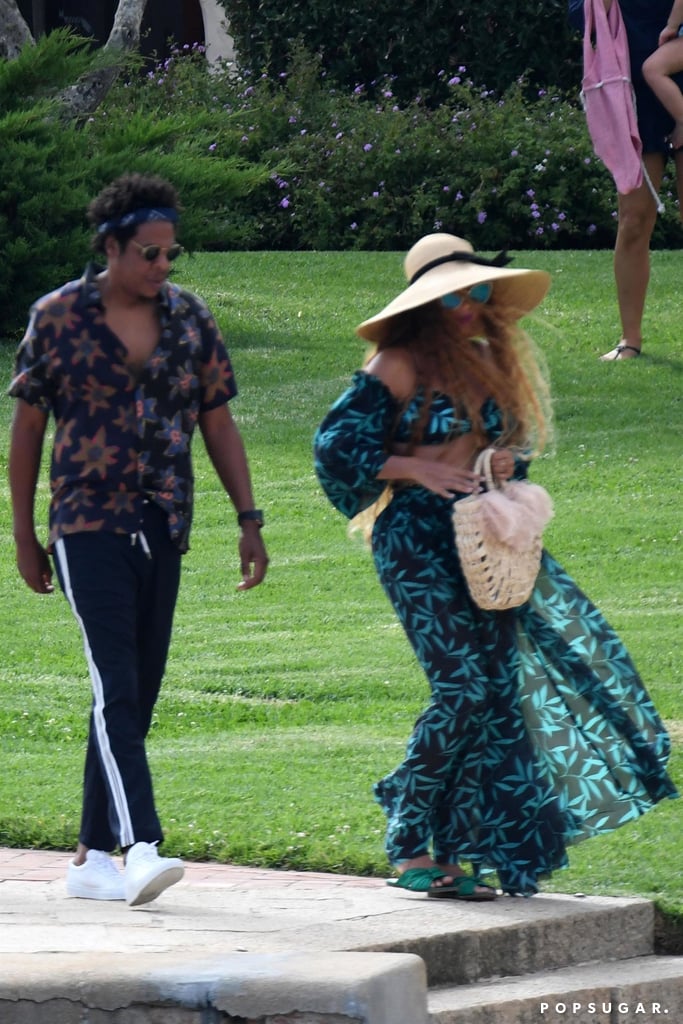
[489,448,515,484]
[404,457,483,498]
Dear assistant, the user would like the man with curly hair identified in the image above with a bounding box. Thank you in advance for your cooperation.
[8,173,268,906]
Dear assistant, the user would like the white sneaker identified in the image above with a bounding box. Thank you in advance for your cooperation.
[66,849,125,900]
[124,841,184,907]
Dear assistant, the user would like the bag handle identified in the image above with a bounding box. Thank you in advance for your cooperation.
[473,447,499,491]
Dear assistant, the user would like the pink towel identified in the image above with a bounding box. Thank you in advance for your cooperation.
[581,0,643,194]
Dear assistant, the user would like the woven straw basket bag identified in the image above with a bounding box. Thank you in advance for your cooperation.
[452,448,553,611]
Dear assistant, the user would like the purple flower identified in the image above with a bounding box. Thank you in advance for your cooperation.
[208,142,217,152]
[280,197,290,209]
[477,211,487,224]
[510,149,519,157]
[363,143,373,152]
[448,76,461,86]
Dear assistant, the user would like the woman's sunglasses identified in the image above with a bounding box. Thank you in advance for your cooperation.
[131,241,184,262]
[440,282,493,309]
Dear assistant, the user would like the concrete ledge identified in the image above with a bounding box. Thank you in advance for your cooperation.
[0,950,428,1024]
[428,955,683,1024]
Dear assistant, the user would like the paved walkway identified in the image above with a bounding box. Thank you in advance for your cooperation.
[0,845,381,889]
[0,845,643,962]
[3,846,668,1024]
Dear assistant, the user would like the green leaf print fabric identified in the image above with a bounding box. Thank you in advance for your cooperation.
[314,371,677,895]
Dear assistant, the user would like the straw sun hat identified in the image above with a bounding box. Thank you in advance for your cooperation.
[356,233,551,342]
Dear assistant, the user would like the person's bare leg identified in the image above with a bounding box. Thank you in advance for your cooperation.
[72,842,89,866]
[600,153,665,360]
[643,40,683,149]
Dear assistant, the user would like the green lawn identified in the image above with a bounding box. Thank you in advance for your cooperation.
[0,249,681,922]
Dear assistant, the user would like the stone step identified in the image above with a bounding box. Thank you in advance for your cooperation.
[427,956,683,1024]
[361,894,655,988]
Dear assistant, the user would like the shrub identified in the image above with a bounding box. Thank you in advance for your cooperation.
[219,0,582,102]
[3,33,682,337]
[0,34,274,337]
[114,46,682,254]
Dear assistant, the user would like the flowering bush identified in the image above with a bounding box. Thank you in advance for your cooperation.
[3,35,683,335]
[100,45,683,253]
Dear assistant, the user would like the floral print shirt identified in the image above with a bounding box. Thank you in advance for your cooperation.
[8,264,237,553]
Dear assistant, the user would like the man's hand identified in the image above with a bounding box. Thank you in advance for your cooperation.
[237,522,269,590]
[15,535,54,594]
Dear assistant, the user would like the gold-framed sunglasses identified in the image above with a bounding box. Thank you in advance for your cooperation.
[130,241,184,262]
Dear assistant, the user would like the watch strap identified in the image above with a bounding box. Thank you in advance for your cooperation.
[237,509,264,527]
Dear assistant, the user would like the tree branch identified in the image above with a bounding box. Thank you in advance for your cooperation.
[58,0,149,119]
[0,0,34,60]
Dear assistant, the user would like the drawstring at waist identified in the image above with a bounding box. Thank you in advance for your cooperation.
[130,530,152,559]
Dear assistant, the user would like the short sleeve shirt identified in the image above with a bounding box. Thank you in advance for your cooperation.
[8,264,237,553]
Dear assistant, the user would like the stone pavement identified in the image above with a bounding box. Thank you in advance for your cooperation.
[2,847,682,1023]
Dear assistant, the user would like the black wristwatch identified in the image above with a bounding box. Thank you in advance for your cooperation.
[237,509,264,528]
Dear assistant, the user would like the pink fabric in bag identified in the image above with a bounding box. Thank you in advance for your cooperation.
[581,0,643,194]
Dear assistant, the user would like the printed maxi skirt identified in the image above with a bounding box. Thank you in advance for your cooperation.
[314,371,677,895]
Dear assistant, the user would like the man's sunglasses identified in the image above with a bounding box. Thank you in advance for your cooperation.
[440,282,493,309]
[131,241,184,262]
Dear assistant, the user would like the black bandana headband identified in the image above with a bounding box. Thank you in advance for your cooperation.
[97,207,179,236]
[409,249,512,286]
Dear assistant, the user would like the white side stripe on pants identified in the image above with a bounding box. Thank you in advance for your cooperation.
[54,538,135,848]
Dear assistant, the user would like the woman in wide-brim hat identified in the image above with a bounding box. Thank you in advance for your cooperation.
[355,232,550,343]
[314,233,676,900]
